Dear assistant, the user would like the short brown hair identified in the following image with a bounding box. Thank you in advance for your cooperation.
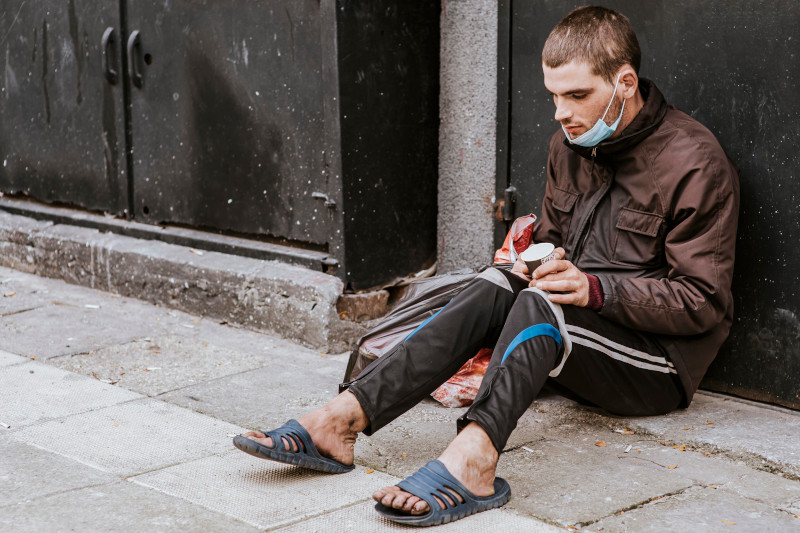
[542,5,641,83]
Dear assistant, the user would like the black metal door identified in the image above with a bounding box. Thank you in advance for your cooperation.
[498,1,800,409]
[125,0,336,249]
[0,0,127,214]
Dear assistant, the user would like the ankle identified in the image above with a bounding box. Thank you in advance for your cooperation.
[445,422,499,466]
[301,391,369,434]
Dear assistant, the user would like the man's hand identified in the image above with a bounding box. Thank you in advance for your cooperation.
[511,257,531,279]
[529,247,590,307]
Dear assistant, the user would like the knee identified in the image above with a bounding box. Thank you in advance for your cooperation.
[475,268,515,294]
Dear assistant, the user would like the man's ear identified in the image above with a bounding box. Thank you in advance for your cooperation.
[618,67,639,99]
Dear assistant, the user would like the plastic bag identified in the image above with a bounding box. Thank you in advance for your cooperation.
[341,215,537,407]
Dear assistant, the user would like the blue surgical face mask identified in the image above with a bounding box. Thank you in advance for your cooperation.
[562,74,626,147]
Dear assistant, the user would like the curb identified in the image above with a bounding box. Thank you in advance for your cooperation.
[0,209,366,352]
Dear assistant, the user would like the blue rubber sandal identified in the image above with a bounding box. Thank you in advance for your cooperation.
[232,419,354,474]
[374,459,511,526]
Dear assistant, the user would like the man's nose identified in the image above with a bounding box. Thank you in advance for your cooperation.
[554,102,572,122]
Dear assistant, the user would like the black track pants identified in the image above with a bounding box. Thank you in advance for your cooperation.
[346,267,683,453]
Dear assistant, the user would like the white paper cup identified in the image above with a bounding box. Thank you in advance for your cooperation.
[520,243,556,273]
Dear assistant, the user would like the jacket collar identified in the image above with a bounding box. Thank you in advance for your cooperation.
[563,78,669,161]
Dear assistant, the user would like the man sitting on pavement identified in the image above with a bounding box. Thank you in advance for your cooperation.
[233,5,739,527]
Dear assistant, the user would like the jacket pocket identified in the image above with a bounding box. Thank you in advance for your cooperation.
[612,207,665,266]
[551,187,581,242]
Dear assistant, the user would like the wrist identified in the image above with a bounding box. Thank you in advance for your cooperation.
[585,273,604,310]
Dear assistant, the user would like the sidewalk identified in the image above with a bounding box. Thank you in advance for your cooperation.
[1,264,799,532]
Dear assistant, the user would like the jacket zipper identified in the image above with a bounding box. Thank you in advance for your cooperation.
[573,149,600,263]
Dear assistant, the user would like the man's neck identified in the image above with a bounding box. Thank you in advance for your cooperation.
[612,89,645,139]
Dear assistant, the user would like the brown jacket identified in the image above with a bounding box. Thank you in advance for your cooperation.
[533,80,740,405]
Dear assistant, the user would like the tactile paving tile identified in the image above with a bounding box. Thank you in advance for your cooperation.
[0,349,26,367]
[0,433,117,506]
[12,398,245,476]
[0,480,261,533]
[0,361,142,428]
[131,450,401,530]
[273,500,563,532]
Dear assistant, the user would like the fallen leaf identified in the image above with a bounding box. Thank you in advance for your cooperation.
[706,420,714,425]
[3,291,15,297]
[595,441,607,447]
[721,520,736,525]
[366,469,374,474]
[683,427,690,430]
[401,454,408,457]
[668,465,678,470]
[614,428,635,435]
[660,441,666,446]
[671,444,686,451]
[113,423,119,427]
[707,485,718,489]
[29,355,36,360]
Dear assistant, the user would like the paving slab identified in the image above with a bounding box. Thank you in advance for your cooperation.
[627,392,800,477]
[50,335,274,397]
[157,351,347,431]
[0,349,26,367]
[0,303,169,359]
[131,450,400,530]
[0,361,141,429]
[588,484,800,532]
[721,469,800,510]
[496,435,695,526]
[0,480,260,533]
[273,500,563,532]
[11,398,244,476]
[0,265,139,316]
[0,433,118,507]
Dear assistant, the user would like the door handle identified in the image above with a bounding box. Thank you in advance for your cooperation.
[127,30,144,88]
[101,27,118,85]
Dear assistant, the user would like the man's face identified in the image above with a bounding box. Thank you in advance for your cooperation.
[542,61,623,140]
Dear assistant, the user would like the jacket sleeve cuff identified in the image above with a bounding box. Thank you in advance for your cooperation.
[585,273,604,311]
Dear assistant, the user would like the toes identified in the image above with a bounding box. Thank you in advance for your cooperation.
[241,431,266,438]
[380,492,397,508]
[411,499,431,515]
[403,495,422,512]
[391,492,412,510]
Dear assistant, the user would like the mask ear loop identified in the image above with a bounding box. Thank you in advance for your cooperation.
[600,73,623,122]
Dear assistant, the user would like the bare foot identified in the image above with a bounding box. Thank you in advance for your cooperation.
[372,422,499,515]
[239,391,368,466]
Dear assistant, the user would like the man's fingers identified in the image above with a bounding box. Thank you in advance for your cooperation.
[532,259,567,279]
[535,279,577,293]
[547,292,580,305]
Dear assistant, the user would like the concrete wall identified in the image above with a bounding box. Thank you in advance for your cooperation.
[437,0,497,272]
